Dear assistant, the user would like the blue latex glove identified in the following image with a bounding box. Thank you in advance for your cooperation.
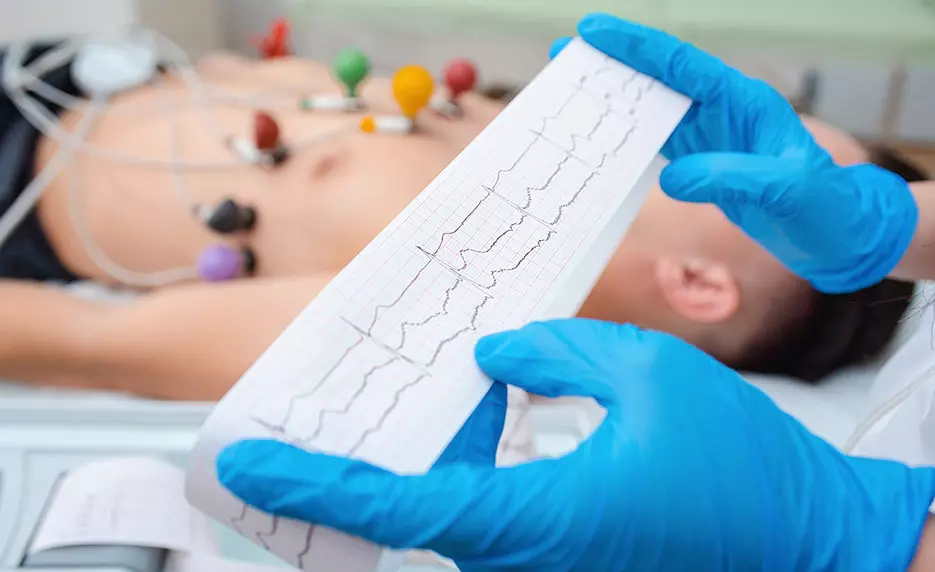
[425,381,507,468]
[218,319,935,572]
[553,14,918,294]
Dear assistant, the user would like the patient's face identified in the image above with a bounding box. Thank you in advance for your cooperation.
[198,55,867,361]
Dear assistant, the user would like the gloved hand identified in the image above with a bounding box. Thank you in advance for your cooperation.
[553,14,918,294]
[431,382,507,468]
[218,319,935,572]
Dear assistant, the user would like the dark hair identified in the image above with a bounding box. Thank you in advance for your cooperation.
[737,147,927,382]
[481,84,521,103]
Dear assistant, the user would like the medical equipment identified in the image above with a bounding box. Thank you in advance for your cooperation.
[429,60,477,119]
[300,50,370,112]
[227,111,291,168]
[0,26,476,287]
[252,18,292,60]
[0,392,597,572]
[71,35,159,98]
[182,37,689,572]
[359,65,434,135]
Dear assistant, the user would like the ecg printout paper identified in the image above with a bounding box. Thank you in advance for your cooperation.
[185,38,691,572]
[29,458,216,554]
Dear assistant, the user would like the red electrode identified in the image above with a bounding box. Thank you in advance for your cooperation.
[254,111,281,152]
[443,59,477,101]
[252,17,291,59]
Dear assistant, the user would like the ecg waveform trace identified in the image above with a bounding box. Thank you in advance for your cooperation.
[186,39,691,572]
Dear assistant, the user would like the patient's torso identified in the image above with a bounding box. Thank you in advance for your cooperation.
[34,57,503,285]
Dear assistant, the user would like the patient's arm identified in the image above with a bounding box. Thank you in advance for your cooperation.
[892,181,935,282]
[0,277,330,400]
[0,280,109,390]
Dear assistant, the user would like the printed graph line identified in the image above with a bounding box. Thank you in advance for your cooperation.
[452,216,530,271]
[533,73,588,139]
[297,526,315,569]
[594,124,639,169]
[482,231,556,290]
[341,317,433,376]
[529,129,595,168]
[229,505,249,536]
[559,71,639,117]
[276,337,366,430]
[421,296,491,367]
[583,67,639,99]
[442,89,617,270]
[619,70,639,96]
[568,106,613,150]
[364,259,433,333]
[347,373,428,455]
[416,244,493,296]
[634,81,654,102]
[487,134,539,197]
[532,121,639,173]
[481,185,556,231]
[250,416,306,444]
[251,355,405,459]
[428,70,585,255]
[256,516,279,551]
[428,125,539,256]
[522,155,570,209]
[393,279,463,349]
[539,105,616,171]
[426,76,614,279]
[577,84,619,109]
[341,194,567,385]
[344,293,489,370]
[297,357,398,444]
[576,74,654,121]
[429,114,545,256]
[430,192,490,255]
[550,172,599,226]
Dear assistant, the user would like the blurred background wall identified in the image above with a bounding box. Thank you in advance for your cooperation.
[0,0,222,57]
[3,0,933,154]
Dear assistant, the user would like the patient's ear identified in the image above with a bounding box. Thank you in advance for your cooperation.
[654,257,740,323]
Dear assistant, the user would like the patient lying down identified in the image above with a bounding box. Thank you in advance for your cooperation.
[0,47,923,418]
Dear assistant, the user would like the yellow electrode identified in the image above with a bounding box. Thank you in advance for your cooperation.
[360,116,376,133]
[392,65,434,120]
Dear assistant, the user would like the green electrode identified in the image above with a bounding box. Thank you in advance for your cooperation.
[333,49,371,98]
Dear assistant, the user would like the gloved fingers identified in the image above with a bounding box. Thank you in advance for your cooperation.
[434,382,507,468]
[660,152,812,216]
[549,37,572,60]
[218,439,544,555]
[475,319,664,408]
[576,13,729,103]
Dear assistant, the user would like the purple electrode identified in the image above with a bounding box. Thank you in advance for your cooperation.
[197,244,242,281]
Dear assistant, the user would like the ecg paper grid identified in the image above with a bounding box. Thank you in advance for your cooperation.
[186,38,690,572]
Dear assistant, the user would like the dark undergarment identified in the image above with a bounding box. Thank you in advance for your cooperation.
[0,42,83,282]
